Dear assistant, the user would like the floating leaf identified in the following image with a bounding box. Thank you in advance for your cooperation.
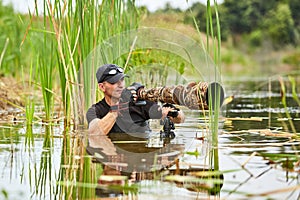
[223,95,234,105]
[185,149,200,157]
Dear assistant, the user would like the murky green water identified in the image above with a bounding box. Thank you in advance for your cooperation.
[0,79,299,199]
[219,79,300,199]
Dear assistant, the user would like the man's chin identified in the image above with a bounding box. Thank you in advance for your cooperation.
[112,94,122,99]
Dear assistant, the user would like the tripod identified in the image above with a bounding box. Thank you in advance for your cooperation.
[160,115,176,139]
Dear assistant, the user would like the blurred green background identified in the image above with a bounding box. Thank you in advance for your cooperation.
[1,0,300,78]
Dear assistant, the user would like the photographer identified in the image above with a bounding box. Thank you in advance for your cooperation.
[86,64,185,144]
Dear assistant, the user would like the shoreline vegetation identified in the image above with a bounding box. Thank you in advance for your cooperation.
[0,1,299,112]
[0,1,299,199]
[0,77,24,110]
[140,12,299,78]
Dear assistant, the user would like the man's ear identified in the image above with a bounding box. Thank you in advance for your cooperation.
[98,83,105,92]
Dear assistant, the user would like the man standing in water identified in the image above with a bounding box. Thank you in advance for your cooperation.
[86,64,185,147]
[86,64,185,198]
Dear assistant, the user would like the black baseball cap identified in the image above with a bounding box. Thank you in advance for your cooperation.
[96,64,127,84]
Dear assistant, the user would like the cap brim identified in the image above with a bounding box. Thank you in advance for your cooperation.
[106,74,128,84]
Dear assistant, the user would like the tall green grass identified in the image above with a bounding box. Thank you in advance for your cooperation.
[191,0,222,170]
[0,38,9,69]
[39,51,54,122]
[278,76,297,133]
[23,0,224,197]
[0,2,24,76]
[205,0,223,195]
[29,0,139,127]
[36,125,54,199]
[82,0,139,112]
[207,0,222,171]
[25,1,141,198]
[289,76,300,107]
[188,0,223,195]
[22,62,35,147]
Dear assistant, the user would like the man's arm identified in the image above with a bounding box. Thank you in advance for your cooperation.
[86,106,118,136]
[88,112,118,135]
[86,106,118,155]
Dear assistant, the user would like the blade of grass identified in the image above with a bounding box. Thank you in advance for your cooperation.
[0,38,9,68]
[288,75,300,106]
[278,76,296,133]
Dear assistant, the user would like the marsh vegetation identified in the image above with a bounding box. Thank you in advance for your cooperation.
[0,0,299,199]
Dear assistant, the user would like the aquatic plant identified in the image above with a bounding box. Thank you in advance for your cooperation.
[30,0,139,127]
[0,2,25,76]
[188,0,224,195]
[206,0,222,172]
[36,125,54,199]
[26,0,141,198]
[289,75,300,107]
[278,76,296,133]
[189,0,223,172]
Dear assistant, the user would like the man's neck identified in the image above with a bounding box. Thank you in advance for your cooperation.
[104,96,119,106]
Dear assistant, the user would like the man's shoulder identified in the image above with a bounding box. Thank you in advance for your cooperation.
[91,98,109,113]
[95,98,107,107]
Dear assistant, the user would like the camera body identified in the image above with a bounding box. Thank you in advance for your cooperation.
[167,110,178,118]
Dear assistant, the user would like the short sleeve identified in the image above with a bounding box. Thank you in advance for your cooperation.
[86,105,98,124]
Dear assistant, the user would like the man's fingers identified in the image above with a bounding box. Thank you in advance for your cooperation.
[132,94,138,101]
[127,86,135,90]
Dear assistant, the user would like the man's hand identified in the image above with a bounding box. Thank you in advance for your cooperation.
[120,82,145,103]
[114,84,142,111]
[128,82,144,93]
[126,82,144,102]
[161,106,175,119]
[161,103,184,123]
[162,103,179,110]
[120,88,134,103]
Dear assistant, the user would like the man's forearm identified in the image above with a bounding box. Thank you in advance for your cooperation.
[88,112,118,135]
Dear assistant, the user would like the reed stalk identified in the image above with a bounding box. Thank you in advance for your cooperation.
[188,0,222,175]
[83,0,139,112]
[36,0,140,127]
[79,156,96,199]
[200,0,223,195]
[56,131,73,199]
[39,52,54,122]
[36,0,55,123]
[36,125,54,199]
[288,75,300,107]
[23,62,35,126]
[26,1,140,198]
[22,62,35,147]
[278,76,296,133]
[0,38,9,69]
[200,0,222,172]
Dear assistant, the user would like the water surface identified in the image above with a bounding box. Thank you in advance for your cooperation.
[0,79,299,199]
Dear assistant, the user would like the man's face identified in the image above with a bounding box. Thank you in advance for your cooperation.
[99,78,125,99]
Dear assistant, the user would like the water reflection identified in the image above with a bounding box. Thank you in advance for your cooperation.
[83,112,227,198]
[0,79,300,199]
[219,79,300,199]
